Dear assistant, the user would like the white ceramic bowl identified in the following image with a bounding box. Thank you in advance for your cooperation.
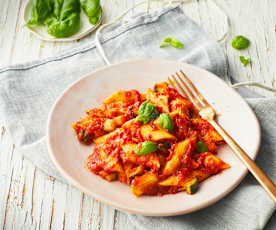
[47,59,261,216]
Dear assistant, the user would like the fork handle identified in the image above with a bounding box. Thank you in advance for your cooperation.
[209,119,276,203]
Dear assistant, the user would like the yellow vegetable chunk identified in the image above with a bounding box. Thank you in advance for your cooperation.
[121,144,160,170]
[203,154,230,170]
[125,163,144,184]
[170,98,193,117]
[98,171,117,182]
[159,176,180,186]
[185,178,199,194]
[131,173,158,196]
[140,125,176,141]
[191,170,210,182]
[192,118,224,143]
[146,89,169,113]
[103,90,128,104]
[163,139,192,176]
[113,115,125,126]
[103,119,116,132]
[154,82,169,93]
[153,117,161,129]
[98,148,123,174]
[122,143,138,154]
[103,115,126,132]
[93,129,118,144]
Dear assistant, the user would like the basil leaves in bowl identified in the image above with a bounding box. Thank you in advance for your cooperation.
[24,0,103,41]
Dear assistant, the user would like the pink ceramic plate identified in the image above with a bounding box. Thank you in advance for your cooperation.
[47,59,261,216]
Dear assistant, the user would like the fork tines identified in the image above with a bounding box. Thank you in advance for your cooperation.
[168,70,211,109]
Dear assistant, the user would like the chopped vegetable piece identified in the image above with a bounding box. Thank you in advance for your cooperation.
[186,178,199,194]
[135,141,158,156]
[160,37,184,49]
[240,56,251,66]
[196,141,208,153]
[160,113,174,132]
[232,35,250,50]
[137,101,159,124]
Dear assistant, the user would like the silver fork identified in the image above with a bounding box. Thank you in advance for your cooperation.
[168,70,276,202]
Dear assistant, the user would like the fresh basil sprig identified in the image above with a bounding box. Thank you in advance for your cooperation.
[26,0,102,38]
[27,0,52,26]
[135,141,158,155]
[160,113,174,132]
[160,37,184,49]
[80,0,101,25]
[137,101,159,124]
[47,0,81,38]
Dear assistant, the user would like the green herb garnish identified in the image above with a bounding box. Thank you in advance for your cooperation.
[159,113,174,132]
[232,35,250,50]
[26,0,101,38]
[137,101,159,124]
[240,56,251,66]
[80,0,101,25]
[26,0,52,26]
[47,0,81,38]
[160,37,184,49]
[196,141,208,153]
[135,141,158,156]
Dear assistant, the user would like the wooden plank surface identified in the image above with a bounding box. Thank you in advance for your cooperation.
[0,0,275,229]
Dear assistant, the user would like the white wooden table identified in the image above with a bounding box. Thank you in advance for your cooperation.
[0,0,275,229]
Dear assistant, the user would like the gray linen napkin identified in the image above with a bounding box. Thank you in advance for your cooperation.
[0,5,275,230]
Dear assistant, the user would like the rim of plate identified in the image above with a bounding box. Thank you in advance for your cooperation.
[46,58,261,216]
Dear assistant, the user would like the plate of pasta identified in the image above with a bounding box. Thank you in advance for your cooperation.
[47,59,261,216]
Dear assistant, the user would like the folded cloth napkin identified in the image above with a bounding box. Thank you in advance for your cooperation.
[0,5,275,230]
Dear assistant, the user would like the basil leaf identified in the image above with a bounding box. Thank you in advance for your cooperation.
[135,141,158,155]
[47,0,81,38]
[160,113,174,132]
[240,56,251,66]
[80,0,101,25]
[27,0,52,26]
[232,35,250,50]
[137,101,159,124]
[160,37,184,49]
[196,141,208,153]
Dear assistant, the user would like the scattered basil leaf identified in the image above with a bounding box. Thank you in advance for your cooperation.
[47,0,81,38]
[232,35,250,50]
[137,101,159,124]
[240,56,251,66]
[196,141,208,153]
[160,37,184,49]
[160,113,174,132]
[80,0,101,25]
[26,0,52,26]
[135,141,158,155]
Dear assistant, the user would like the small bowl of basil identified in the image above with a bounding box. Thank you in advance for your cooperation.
[23,0,103,42]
